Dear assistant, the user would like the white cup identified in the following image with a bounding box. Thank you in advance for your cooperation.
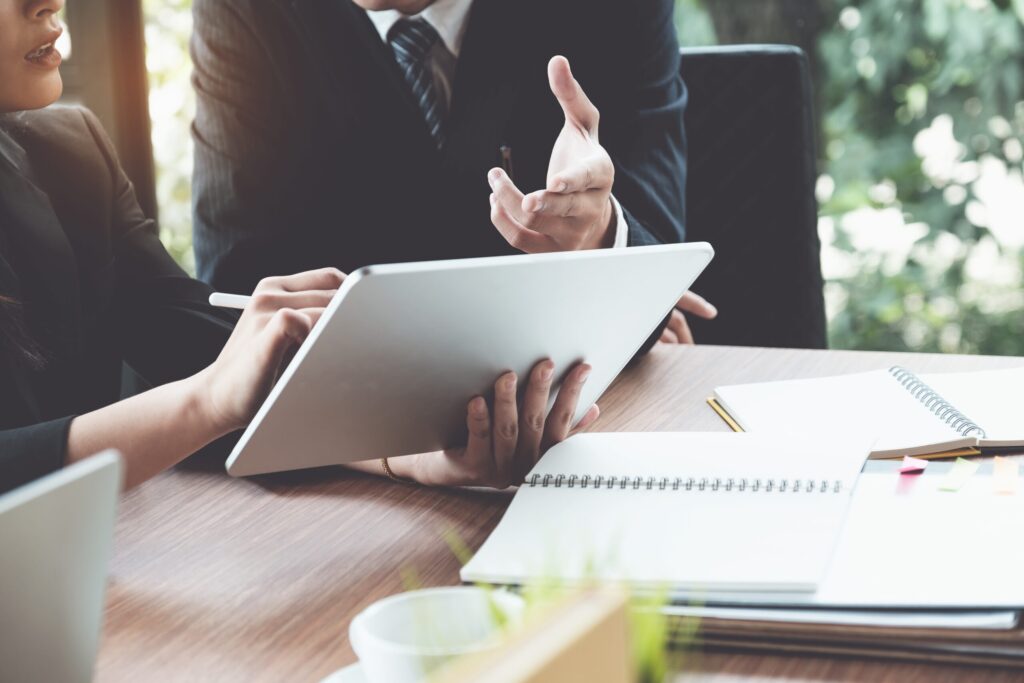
[349,586,524,683]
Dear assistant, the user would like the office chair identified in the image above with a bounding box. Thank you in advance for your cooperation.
[680,45,827,349]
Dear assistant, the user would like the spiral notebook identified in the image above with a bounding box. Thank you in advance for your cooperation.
[461,432,871,592]
[710,366,1024,460]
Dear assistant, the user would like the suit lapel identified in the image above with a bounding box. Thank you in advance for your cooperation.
[442,0,530,180]
[289,0,441,159]
[447,0,525,134]
[0,129,82,359]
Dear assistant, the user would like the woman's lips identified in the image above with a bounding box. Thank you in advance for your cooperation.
[25,28,63,69]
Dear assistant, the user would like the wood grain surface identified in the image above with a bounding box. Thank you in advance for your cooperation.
[95,345,1024,682]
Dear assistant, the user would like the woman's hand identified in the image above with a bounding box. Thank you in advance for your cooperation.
[389,360,600,489]
[198,268,346,433]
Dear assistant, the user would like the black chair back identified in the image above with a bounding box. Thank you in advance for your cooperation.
[681,45,827,349]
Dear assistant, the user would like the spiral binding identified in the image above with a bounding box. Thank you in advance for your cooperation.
[889,366,986,438]
[524,473,844,493]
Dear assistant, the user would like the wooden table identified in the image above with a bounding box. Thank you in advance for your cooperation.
[96,346,1024,682]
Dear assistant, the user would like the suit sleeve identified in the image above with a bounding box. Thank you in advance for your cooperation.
[0,417,73,495]
[599,0,687,247]
[79,109,238,388]
[190,0,299,293]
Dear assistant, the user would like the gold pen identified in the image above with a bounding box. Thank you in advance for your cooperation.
[499,145,515,182]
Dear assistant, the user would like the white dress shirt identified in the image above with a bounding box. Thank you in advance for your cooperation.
[365,0,630,249]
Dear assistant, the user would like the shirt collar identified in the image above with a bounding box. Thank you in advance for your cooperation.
[365,0,474,58]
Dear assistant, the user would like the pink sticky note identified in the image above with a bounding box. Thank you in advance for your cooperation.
[993,457,1019,495]
[899,456,928,474]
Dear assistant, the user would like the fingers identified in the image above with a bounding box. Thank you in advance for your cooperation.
[542,363,592,451]
[676,291,718,320]
[517,360,556,466]
[489,168,532,225]
[489,189,559,254]
[259,308,314,376]
[661,328,679,344]
[573,404,601,433]
[548,156,614,194]
[521,187,606,219]
[249,289,337,313]
[463,396,493,472]
[257,267,346,294]
[548,55,600,135]
[293,308,325,328]
[666,309,693,345]
[490,169,589,247]
[491,372,519,482]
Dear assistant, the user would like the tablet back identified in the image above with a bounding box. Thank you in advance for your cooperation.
[227,243,714,476]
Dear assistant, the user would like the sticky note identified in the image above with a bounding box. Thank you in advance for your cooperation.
[899,456,928,474]
[993,457,1019,495]
[939,458,979,492]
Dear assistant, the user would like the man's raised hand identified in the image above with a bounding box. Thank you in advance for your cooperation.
[488,56,617,253]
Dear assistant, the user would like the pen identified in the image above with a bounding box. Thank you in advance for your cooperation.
[499,144,515,182]
[209,292,251,310]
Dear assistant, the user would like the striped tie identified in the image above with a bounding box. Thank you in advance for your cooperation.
[388,18,446,150]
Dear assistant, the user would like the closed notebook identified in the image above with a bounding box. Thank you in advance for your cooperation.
[710,366,1024,460]
[461,433,870,592]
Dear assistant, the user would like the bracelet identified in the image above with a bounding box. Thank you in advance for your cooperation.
[380,457,414,485]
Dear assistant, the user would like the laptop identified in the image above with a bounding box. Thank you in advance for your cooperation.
[0,451,122,683]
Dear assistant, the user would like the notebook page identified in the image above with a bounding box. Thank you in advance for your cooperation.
[670,469,1024,608]
[715,370,970,457]
[527,432,868,487]
[461,433,871,592]
[921,367,1024,445]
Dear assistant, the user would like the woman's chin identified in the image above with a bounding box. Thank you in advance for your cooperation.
[2,75,63,113]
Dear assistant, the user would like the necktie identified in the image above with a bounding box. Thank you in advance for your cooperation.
[388,18,446,150]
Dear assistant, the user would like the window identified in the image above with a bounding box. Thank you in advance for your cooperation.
[682,0,1024,355]
[61,0,156,221]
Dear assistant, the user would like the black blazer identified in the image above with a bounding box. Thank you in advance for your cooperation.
[191,0,688,293]
[0,107,236,494]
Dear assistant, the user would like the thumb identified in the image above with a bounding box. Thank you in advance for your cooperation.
[548,56,600,135]
[258,309,312,380]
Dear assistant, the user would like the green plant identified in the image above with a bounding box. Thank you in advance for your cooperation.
[678,0,1024,354]
[441,528,694,681]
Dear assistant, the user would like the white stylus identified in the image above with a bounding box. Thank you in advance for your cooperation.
[208,293,251,310]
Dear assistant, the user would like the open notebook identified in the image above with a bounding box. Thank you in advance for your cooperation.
[710,366,1024,459]
[664,462,1024,609]
[461,433,870,592]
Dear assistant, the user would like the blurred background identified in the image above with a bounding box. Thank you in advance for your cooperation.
[64,0,1024,354]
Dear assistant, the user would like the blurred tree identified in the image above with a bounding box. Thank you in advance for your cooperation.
[678,0,1024,354]
[144,0,195,274]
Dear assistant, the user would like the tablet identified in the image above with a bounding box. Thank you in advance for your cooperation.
[226,243,714,476]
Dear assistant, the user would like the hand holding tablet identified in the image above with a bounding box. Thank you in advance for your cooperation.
[224,243,714,478]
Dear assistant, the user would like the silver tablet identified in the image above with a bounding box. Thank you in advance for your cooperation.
[226,243,714,476]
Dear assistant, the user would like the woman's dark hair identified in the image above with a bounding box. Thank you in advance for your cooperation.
[0,294,45,369]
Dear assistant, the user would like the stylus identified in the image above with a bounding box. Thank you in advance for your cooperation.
[208,293,251,310]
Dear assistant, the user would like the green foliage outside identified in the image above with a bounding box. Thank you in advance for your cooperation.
[144,0,1024,355]
[144,0,195,273]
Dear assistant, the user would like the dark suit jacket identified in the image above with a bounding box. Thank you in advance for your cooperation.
[191,0,687,293]
[0,107,236,495]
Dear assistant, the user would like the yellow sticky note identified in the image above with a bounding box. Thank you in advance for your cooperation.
[993,457,1019,495]
[938,457,979,492]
